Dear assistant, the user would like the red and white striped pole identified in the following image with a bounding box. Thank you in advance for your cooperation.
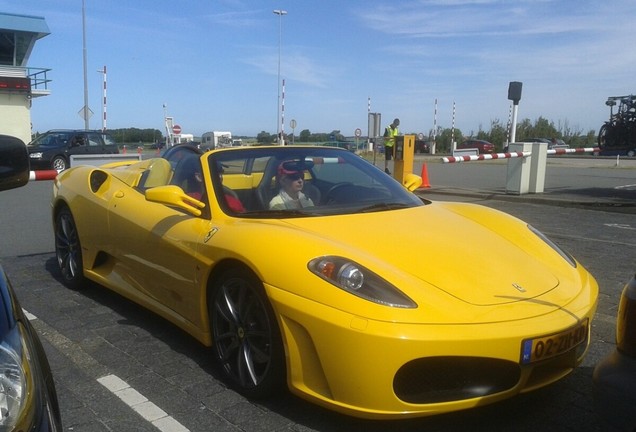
[547,147,599,155]
[281,78,285,142]
[442,147,600,163]
[29,170,60,181]
[442,151,530,163]
[368,96,372,151]
[506,102,512,146]
[97,65,107,131]
[451,101,456,152]
[433,98,438,154]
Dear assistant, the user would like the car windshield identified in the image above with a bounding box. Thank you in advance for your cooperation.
[207,147,424,218]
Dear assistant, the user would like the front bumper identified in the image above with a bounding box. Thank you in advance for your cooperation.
[267,284,597,419]
[28,156,53,170]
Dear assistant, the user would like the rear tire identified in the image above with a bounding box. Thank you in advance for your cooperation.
[209,268,285,399]
[54,207,86,289]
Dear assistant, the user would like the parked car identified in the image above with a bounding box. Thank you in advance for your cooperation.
[593,273,636,431]
[550,138,570,149]
[0,134,63,430]
[457,139,495,154]
[415,139,431,154]
[51,144,598,419]
[523,138,551,145]
[523,138,570,150]
[27,129,119,171]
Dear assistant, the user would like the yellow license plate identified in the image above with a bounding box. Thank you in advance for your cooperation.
[520,319,588,364]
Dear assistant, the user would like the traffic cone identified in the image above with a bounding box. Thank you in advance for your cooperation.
[419,163,431,188]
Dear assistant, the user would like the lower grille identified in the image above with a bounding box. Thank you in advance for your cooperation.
[394,356,520,404]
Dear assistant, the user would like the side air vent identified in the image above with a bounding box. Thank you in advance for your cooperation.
[90,170,109,193]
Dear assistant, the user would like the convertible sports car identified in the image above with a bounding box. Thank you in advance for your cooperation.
[51,144,598,419]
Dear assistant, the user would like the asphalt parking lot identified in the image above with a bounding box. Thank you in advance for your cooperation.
[1,155,634,431]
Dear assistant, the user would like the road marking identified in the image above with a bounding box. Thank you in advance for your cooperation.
[24,309,191,432]
[22,309,37,320]
[603,223,635,230]
[614,184,636,190]
[98,374,190,432]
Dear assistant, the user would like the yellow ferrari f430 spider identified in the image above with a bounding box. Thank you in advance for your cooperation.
[51,144,598,419]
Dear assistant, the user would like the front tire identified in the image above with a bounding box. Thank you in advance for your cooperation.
[54,207,86,289]
[210,268,285,398]
[51,155,68,171]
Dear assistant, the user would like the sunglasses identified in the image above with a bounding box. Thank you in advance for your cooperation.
[286,173,303,181]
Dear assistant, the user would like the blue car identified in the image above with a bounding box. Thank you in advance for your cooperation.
[0,134,63,430]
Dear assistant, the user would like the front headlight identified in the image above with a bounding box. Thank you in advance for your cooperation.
[308,256,417,308]
[29,152,43,159]
[528,224,577,267]
[0,324,35,429]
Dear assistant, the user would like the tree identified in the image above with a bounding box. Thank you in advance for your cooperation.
[110,128,162,144]
[299,129,311,142]
[436,128,464,152]
[488,120,509,151]
[256,131,275,144]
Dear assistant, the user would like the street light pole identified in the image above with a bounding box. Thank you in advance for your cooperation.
[273,9,287,144]
[82,0,90,130]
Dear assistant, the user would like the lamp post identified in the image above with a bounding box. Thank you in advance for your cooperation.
[81,0,90,130]
[273,9,287,144]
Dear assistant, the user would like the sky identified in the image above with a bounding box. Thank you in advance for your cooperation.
[3,0,636,138]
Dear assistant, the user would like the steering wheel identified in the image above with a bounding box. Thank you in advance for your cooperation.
[325,182,353,204]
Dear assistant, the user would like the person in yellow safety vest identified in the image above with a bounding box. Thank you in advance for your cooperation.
[383,118,400,174]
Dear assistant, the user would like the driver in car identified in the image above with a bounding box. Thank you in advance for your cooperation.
[269,161,315,210]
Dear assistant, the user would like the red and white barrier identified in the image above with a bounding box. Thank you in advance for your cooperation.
[442,151,530,163]
[547,147,599,155]
[442,147,601,163]
[29,170,60,181]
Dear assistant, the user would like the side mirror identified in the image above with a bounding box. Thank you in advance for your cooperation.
[0,135,29,192]
[145,185,205,216]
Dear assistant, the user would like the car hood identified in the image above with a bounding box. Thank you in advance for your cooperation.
[276,202,569,308]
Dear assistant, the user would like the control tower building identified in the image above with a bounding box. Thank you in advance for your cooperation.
[0,12,51,144]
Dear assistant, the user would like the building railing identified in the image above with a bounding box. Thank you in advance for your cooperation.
[0,66,52,91]
[27,67,52,91]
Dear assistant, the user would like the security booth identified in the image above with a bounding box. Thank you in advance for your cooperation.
[393,134,415,184]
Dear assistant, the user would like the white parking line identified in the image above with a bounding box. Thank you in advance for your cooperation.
[98,374,190,432]
[22,309,37,320]
[24,310,190,432]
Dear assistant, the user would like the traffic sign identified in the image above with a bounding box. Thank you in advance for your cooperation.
[172,124,182,134]
[355,128,362,137]
[78,106,93,120]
